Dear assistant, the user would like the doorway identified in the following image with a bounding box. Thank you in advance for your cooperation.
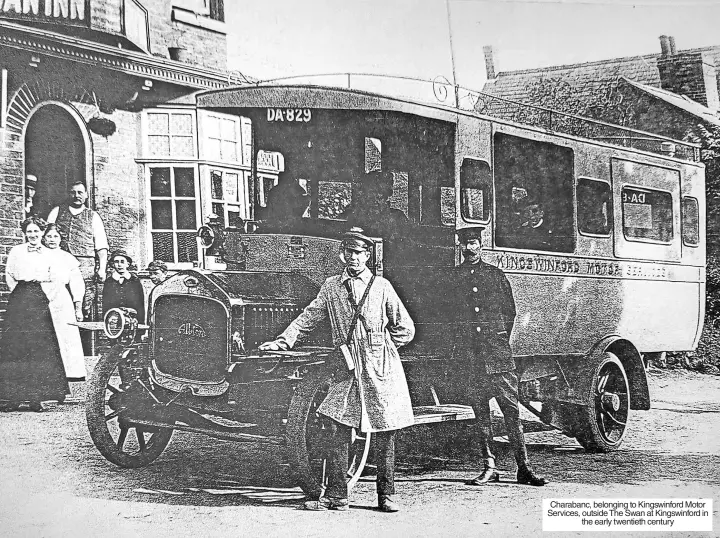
[24,104,88,219]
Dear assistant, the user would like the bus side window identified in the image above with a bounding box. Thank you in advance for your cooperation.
[493,133,575,253]
[460,158,491,222]
[681,196,699,247]
[577,178,613,236]
[621,186,673,243]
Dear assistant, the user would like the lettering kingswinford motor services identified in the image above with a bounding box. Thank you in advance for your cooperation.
[1,0,86,21]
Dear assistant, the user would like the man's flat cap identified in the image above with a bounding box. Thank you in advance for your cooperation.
[342,227,374,252]
[457,227,485,242]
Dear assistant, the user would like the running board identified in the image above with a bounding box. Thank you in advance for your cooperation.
[130,418,285,445]
[412,404,475,425]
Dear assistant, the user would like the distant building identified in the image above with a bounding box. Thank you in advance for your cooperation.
[479,37,720,140]
[0,1,282,308]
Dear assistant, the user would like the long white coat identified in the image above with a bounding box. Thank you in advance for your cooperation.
[44,248,86,378]
[277,268,415,432]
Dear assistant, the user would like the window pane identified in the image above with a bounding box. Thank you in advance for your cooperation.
[148,135,170,156]
[318,181,352,220]
[150,168,171,197]
[152,232,175,262]
[221,118,236,140]
[577,178,613,235]
[389,172,408,216]
[177,232,198,263]
[494,134,575,253]
[172,136,194,158]
[206,115,220,138]
[176,200,197,229]
[151,200,173,229]
[228,206,242,228]
[682,197,699,247]
[440,186,455,226]
[174,168,195,197]
[226,173,239,203]
[212,203,225,226]
[148,113,169,134]
[222,141,237,161]
[365,137,382,173]
[622,187,673,243]
[460,159,492,222]
[211,170,223,199]
[171,113,193,135]
[207,139,221,161]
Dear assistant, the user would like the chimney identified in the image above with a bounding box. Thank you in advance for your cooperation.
[657,38,720,112]
[659,35,671,56]
[483,45,496,80]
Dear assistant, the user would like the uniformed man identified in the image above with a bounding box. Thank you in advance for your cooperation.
[454,226,547,487]
[259,227,415,512]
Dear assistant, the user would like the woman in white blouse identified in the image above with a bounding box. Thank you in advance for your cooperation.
[43,224,86,380]
[0,217,68,412]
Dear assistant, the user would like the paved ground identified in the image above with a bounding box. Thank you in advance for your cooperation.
[1,367,718,538]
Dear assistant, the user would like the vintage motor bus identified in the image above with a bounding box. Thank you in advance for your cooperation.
[87,84,705,495]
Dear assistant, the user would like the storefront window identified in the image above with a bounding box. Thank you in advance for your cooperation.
[149,166,199,264]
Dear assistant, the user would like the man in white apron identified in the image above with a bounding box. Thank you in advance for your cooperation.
[260,227,415,512]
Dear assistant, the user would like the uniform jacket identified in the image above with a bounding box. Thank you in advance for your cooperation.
[277,268,415,432]
[452,259,517,375]
[102,274,146,324]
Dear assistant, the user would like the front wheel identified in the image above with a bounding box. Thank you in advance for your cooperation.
[575,352,630,452]
[286,370,372,498]
[86,345,173,468]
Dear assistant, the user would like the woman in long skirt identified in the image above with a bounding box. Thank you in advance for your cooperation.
[0,217,68,412]
[43,224,86,380]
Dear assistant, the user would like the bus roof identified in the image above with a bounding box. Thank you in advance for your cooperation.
[195,84,701,164]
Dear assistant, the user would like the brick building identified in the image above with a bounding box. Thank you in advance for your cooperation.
[0,1,287,310]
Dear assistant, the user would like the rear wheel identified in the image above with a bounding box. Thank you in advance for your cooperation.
[86,345,173,468]
[286,370,371,498]
[575,352,630,452]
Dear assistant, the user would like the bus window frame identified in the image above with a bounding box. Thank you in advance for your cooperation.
[620,184,674,246]
[459,156,492,226]
[577,176,613,239]
[681,195,700,248]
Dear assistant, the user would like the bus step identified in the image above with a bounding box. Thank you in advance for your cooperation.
[412,404,475,425]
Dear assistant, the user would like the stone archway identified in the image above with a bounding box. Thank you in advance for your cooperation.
[2,78,96,219]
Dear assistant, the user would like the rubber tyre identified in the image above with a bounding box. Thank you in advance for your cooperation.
[575,352,630,453]
[86,345,173,468]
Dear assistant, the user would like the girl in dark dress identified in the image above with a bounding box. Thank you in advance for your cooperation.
[0,217,69,412]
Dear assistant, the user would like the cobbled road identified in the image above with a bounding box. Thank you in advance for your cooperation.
[1,367,718,538]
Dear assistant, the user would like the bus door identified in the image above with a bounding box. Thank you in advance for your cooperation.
[610,158,690,352]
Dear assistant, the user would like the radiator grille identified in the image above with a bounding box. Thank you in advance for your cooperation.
[152,295,228,382]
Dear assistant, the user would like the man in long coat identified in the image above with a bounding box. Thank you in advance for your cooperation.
[454,226,547,487]
[260,227,415,512]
